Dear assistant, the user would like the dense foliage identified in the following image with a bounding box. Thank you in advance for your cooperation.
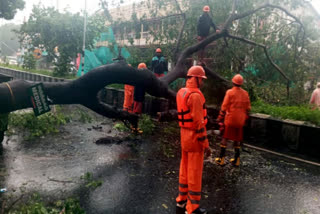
[102,0,320,104]
[22,52,36,70]
[17,6,107,76]
[0,0,25,20]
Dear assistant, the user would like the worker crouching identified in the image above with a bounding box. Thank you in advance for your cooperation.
[215,74,251,166]
[176,66,211,214]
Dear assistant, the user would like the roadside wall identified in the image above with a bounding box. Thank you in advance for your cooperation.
[0,66,66,83]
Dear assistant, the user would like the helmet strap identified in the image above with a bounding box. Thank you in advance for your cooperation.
[196,77,200,88]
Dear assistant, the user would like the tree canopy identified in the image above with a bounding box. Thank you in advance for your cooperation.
[17,5,107,76]
[0,0,25,20]
[103,0,320,104]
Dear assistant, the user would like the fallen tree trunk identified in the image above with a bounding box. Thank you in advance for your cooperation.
[0,63,175,124]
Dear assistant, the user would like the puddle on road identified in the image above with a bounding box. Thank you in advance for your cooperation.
[0,122,133,198]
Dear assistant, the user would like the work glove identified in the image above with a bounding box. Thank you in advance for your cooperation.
[219,122,225,135]
[216,110,225,123]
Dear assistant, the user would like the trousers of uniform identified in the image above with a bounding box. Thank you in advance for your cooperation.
[133,101,143,114]
[176,150,204,214]
[123,85,134,112]
[155,73,165,78]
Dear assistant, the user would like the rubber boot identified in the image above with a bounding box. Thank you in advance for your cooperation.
[176,200,187,214]
[188,207,208,214]
[215,146,226,166]
[230,147,240,166]
[130,125,143,134]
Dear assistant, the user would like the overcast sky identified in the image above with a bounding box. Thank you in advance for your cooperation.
[1,0,320,26]
[0,0,142,26]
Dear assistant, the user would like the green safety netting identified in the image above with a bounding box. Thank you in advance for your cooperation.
[170,78,186,91]
[77,27,131,77]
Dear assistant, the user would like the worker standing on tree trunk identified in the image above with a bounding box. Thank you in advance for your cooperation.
[123,64,134,113]
[197,5,220,63]
[151,48,168,78]
[133,63,147,115]
[176,66,211,214]
[215,74,251,167]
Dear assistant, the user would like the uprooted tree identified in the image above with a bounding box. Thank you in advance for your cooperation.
[0,0,311,126]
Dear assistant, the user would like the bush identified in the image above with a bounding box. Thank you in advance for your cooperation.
[138,114,155,135]
[8,194,85,214]
[8,109,71,140]
[22,53,36,70]
[251,100,320,126]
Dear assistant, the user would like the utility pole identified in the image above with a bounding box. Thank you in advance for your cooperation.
[56,0,59,11]
[81,0,87,75]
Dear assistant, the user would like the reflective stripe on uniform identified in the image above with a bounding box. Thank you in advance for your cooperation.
[188,196,200,204]
[197,136,208,141]
[189,190,201,196]
[179,191,188,196]
[196,128,205,133]
[179,183,188,188]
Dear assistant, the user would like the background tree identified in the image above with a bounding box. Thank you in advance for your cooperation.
[17,5,107,76]
[102,0,320,104]
[0,0,319,127]
[0,0,25,20]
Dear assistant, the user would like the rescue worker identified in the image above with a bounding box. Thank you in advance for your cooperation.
[151,48,168,78]
[123,64,134,113]
[215,74,251,166]
[130,63,148,134]
[197,5,219,62]
[310,82,320,110]
[133,63,147,115]
[176,66,211,214]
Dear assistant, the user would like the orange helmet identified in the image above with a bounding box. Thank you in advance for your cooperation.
[232,74,244,85]
[156,48,162,53]
[138,63,147,69]
[187,66,207,79]
[203,5,210,12]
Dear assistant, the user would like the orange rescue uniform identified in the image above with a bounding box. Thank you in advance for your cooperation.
[220,86,251,142]
[123,84,134,112]
[176,78,209,214]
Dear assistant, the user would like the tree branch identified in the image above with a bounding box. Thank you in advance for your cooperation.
[0,63,175,116]
[161,31,226,84]
[226,34,290,81]
[173,13,186,63]
[223,0,238,29]
[231,3,305,32]
[254,21,296,36]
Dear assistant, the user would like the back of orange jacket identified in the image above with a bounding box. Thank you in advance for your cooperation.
[221,87,251,128]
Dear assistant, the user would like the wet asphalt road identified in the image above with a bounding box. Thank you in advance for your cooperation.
[0,114,320,214]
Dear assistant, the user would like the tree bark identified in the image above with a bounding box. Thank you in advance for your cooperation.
[0,63,175,124]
